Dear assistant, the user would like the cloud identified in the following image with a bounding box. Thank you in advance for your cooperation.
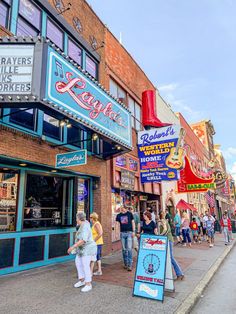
[158,82,202,121]
[223,147,236,159]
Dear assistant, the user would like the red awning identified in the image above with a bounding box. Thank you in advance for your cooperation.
[176,199,198,212]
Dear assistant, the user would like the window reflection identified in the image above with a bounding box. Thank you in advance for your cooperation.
[0,169,18,232]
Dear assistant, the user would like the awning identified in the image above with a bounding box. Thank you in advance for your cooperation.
[176,199,198,212]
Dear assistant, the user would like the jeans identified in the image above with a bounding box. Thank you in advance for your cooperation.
[182,228,191,243]
[169,241,183,277]
[223,227,229,243]
[120,232,133,267]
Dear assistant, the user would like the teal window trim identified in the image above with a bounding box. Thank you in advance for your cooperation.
[37,109,44,136]
[16,169,26,232]
[64,32,68,54]
[10,0,19,35]
[41,11,47,37]
[68,179,73,225]
[82,50,86,70]
[89,178,93,214]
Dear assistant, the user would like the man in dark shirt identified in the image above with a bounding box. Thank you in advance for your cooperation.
[116,206,135,271]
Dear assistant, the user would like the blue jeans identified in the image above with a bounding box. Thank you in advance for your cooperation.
[182,228,191,243]
[120,232,133,267]
[169,241,183,277]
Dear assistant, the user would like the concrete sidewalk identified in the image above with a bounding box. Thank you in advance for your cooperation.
[0,233,234,314]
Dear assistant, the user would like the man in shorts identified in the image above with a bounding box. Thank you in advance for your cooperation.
[205,212,215,248]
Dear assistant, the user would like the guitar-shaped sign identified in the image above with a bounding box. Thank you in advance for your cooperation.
[165,128,186,170]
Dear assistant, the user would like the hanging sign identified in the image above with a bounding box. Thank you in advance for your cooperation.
[177,156,215,193]
[137,125,182,183]
[45,46,132,148]
[56,149,87,168]
[133,234,168,302]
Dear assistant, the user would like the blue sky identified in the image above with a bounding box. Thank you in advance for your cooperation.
[88,0,236,178]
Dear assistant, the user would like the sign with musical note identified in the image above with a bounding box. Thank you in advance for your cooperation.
[45,46,132,148]
[137,125,181,183]
[133,234,168,302]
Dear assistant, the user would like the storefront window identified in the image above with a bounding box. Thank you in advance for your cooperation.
[68,39,82,65]
[67,125,82,147]
[0,169,18,232]
[23,174,73,229]
[17,0,41,36]
[77,178,90,220]
[46,19,63,50]
[43,113,62,140]
[0,0,11,29]
[9,108,36,130]
[85,55,97,78]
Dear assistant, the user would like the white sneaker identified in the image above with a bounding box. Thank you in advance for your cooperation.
[74,281,85,288]
[81,285,92,292]
[93,271,102,276]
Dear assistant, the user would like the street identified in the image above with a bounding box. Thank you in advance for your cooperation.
[191,244,236,314]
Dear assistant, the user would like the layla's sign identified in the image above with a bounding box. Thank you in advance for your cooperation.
[177,157,215,193]
[137,125,181,183]
[56,150,87,168]
[0,45,34,94]
[45,47,131,148]
[133,234,168,302]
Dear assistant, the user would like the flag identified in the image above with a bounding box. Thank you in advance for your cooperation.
[206,191,215,208]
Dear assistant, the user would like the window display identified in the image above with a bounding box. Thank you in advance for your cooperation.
[0,169,18,232]
[77,178,90,220]
[23,174,73,229]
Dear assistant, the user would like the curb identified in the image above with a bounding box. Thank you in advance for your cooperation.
[175,240,236,314]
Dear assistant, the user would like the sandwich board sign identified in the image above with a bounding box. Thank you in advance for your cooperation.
[133,234,174,302]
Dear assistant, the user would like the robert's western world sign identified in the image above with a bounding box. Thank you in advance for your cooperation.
[45,47,132,148]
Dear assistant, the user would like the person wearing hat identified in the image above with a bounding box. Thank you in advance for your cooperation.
[67,211,97,292]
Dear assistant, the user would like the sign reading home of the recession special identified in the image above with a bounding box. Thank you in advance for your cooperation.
[56,150,87,168]
[137,125,180,183]
[45,47,132,148]
[133,234,168,302]
[0,45,34,94]
[120,169,135,190]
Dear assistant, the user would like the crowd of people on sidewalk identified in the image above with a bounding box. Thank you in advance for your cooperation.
[67,206,234,293]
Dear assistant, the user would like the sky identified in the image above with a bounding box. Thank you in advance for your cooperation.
[88,0,236,179]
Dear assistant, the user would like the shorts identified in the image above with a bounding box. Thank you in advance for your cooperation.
[175,226,181,237]
[192,230,198,236]
[96,244,103,261]
[207,230,214,239]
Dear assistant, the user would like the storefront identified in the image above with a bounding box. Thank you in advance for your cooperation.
[0,37,132,274]
[111,154,161,244]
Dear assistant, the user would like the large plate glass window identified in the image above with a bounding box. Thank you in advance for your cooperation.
[0,0,11,29]
[0,168,18,232]
[43,113,62,141]
[85,55,97,78]
[46,18,63,50]
[67,125,83,148]
[17,0,41,36]
[76,178,90,220]
[23,174,74,229]
[68,39,82,65]
[9,108,37,131]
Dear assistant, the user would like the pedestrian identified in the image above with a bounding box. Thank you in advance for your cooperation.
[116,206,135,271]
[67,211,97,292]
[205,211,215,248]
[190,217,199,243]
[181,212,191,247]
[220,213,231,245]
[141,211,158,235]
[90,212,103,276]
[173,210,182,244]
[159,211,184,280]
[147,207,156,223]
[129,207,141,252]
[200,212,207,241]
